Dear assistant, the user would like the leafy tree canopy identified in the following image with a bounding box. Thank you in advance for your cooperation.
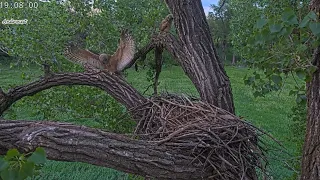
[229,0,319,103]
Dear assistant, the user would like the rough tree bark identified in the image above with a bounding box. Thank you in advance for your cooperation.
[300,47,320,180]
[164,0,235,114]
[0,120,213,179]
[300,2,320,179]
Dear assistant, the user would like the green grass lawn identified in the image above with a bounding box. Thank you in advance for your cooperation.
[0,60,301,179]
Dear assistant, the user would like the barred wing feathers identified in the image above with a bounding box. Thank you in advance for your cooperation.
[112,30,135,71]
[64,46,104,69]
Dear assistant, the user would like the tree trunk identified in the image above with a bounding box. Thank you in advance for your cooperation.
[0,120,213,180]
[300,47,320,180]
[164,0,235,114]
[232,54,236,66]
[222,39,227,62]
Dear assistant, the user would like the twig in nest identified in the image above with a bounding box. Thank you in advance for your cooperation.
[155,123,195,145]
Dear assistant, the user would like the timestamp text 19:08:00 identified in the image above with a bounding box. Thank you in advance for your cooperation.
[0,1,38,9]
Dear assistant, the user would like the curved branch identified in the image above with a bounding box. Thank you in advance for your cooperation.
[0,120,212,179]
[0,70,146,116]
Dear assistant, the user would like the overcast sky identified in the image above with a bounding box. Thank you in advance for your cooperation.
[202,0,218,15]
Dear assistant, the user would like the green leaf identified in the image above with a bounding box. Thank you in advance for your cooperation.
[1,168,20,180]
[244,76,255,85]
[254,73,260,79]
[281,8,298,25]
[271,75,282,84]
[299,15,310,28]
[19,161,35,179]
[256,18,268,29]
[21,72,26,79]
[269,24,282,33]
[254,33,265,45]
[297,44,308,52]
[309,22,320,36]
[308,65,318,74]
[296,94,307,104]
[289,90,297,96]
[282,8,294,18]
[279,27,294,37]
[312,38,320,46]
[253,91,262,98]
[5,149,20,160]
[308,11,318,21]
[0,158,9,171]
[296,70,305,79]
[28,148,46,164]
[261,28,274,41]
[288,16,298,25]
[305,74,312,82]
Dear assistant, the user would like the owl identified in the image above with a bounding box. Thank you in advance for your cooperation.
[159,14,173,33]
[64,30,135,73]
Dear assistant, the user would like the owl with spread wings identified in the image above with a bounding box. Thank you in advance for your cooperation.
[64,30,135,73]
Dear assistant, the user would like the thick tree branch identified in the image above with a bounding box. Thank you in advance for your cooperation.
[0,120,212,179]
[0,70,146,116]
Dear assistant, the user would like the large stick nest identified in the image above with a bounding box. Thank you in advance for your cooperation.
[131,93,267,179]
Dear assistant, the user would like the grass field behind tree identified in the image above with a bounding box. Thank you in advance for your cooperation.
[0,59,302,180]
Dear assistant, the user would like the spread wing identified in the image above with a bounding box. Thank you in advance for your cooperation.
[111,30,135,71]
[64,45,104,69]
